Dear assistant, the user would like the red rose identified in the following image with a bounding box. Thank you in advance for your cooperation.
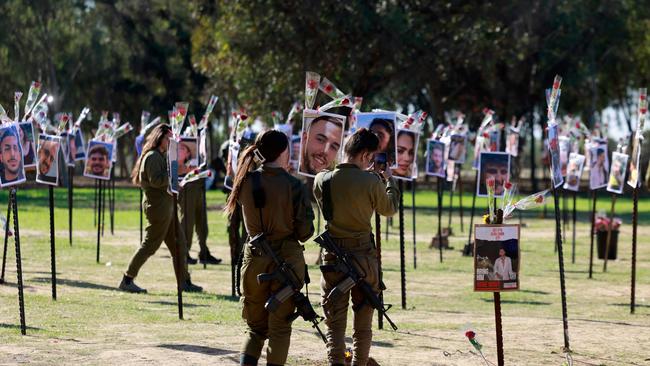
[641,108,647,114]
[307,79,318,90]
[33,81,41,88]
[535,195,544,204]
[641,95,646,101]
[324,84,333,93]
[193,169,200,175]
[482,132,489,138]
[487,177,495,188]
[504,181,512,190]
[465,331,476,339]
[575,122,580,128]
[241,114,248,120]
[553,81,560,89]
[207,171,212,177]
[342,98,350,105]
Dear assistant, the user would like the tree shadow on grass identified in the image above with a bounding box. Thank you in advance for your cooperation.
[481,298,551,306]
[573,318,650,328]
[609,303,650,309]
[30,277,118,291]
[156,343,237,356]
[519,289,550,295]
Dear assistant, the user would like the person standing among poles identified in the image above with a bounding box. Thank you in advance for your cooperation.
[313,128,400,366]
[225,130,314,366]
[119,124,203,294]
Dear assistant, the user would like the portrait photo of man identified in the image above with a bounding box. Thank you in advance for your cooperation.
[84,140,113,180]
[36,134,61,186]
[563,153,585,192]
[0,124,26,187]
[425,139,446,178]
[74,129,86,161]
[298,109,345,177]
[474,224,520,292]
[477,152,510,197]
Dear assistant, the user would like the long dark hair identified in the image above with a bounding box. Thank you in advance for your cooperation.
[131,124,171,185]
[224,130,288,216]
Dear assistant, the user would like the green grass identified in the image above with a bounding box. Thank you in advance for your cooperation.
[0,186,648,365]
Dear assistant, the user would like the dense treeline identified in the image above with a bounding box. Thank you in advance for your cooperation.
[0,0,648,179]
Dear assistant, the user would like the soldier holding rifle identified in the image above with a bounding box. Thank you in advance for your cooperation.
[225,130,316,366]
[313,128,400,366]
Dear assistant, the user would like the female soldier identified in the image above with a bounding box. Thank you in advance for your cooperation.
[119,124,202,294]
[225,130,314,366]
[313,128,400,366]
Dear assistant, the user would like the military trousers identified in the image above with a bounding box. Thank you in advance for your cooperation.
[178,179,209,255]
[126,198,190,283]
[320,235,380,366]
[240,239,306,365]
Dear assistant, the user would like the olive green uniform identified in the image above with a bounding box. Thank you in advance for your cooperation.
[313,163,400,366]
[178,178,210,256]
[239,165,314,365]
[126,149,190,283]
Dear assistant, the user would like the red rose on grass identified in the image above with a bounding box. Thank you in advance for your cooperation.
[465,331,476,339]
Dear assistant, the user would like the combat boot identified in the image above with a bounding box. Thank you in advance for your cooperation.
[119,275,147,294]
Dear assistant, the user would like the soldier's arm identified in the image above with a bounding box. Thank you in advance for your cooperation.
[146,153,169,188]
[373,177,400,217]
[294,182,315,242]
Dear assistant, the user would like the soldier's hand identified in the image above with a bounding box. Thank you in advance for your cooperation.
[382,164,393,179]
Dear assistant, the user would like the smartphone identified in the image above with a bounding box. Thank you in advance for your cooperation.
[374,152,387,171]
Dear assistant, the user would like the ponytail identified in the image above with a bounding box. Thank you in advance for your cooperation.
[224,130,289,216]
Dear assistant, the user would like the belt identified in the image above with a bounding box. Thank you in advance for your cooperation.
[331,234,374,251]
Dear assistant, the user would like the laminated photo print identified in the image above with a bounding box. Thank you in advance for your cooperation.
[547,123,564,188]
[425,139,446,178]
[61,132,78,167]
[446,160,455,183]
[111,141,118,163]
[563,153,585,192]
[59,132,72,167]
[627,134,642,188]
[83,140,113,180]
[558,136,571,177]
[606,152,629,195]
[289,134,301,174]
[477,152,511,197]
[179,136,198,178]
[474,224,520,292]
[589,139,609,190]
[18,122,36,169]
[354,111,398,167]
[447,134,467,163]
[505,129,519,157]
[73,129,86,161]
[36,134,61,186]
[472,134,485,170]
[198,128,209,169]
[298,109,346,178]
[168,139,179,194]
[0,123,26,187]
[393,129,419,181]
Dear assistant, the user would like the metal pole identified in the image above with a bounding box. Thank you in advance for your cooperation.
[49,186,57,300]
[437,177,443,263]
[68,166,73,246]
[11,188,26,335]
[631,186,638,314]
[139,189,143,244]
[588,191,597,279]
[551,185,571,351]
[96,180,102,263]
[398,180,406,310]
[458,169,464,233]
[494,292,504,366]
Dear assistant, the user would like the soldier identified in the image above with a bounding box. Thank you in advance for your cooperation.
[179,178,222,265]
[119,124,203,294]
[313,128,399,366]
[225,130,314,366]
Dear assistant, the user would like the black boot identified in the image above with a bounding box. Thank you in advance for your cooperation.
[186,254,197,265]
[199,251,222,265]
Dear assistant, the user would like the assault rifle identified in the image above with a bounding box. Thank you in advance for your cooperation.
[252,234,327,343]
[314,231,398,330]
